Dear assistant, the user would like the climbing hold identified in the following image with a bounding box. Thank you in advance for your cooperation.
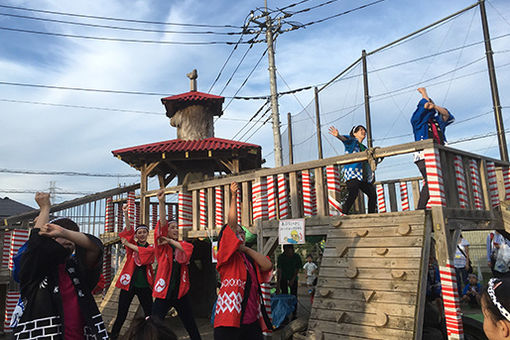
[354,229,369,237]
[336,245,349,257]
[332,219,342,228]
[319,288,331,298]
[345,266,358,279]
[375,248,388,255]
[397,225,411,236]
[336,311,347,323]
[375,312,389,327]
[363,290,376,303]
[391,270,406,279]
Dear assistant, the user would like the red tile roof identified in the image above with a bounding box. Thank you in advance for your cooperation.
[161,91,224,102]
[112,137,260,156]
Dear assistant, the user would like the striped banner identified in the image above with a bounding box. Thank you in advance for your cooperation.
[261,282,273,337]
[400,182,410,211]
[3,291,20,332]
[439,261,464,339]
[116,203,123,232]
[377,184,386,213]
[468,159,483,210]
[486,162,500,208]
[302,170,315,217]
[102,246,112,291]
[215,187,224,228]
[178,192,193,234]
[424,148,446,207]
[127,191,135,222]
[105,197,114,233]
[8,229,29,271]
[135,202,141,226]
[252,178,268,222]
[267,176,277,221]
[326,165,343,216]
[236,190,241,225]
[199,189,207,229]
[2,231,12,269]
[152,203,158,229]
[277,174,289,219]
[504,167,510,201]
[453,156,469,209]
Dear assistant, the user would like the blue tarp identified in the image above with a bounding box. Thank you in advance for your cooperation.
[271,294,297,328]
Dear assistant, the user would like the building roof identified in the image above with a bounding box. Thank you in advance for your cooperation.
[112,137,260,156]
[161,91,224,118]
[0,197,35,219]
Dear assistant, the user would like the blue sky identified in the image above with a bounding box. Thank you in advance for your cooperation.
[1,0,509,207]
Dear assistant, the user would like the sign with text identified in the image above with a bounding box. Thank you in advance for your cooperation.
[279,219,305,245]
[211,241,218,263]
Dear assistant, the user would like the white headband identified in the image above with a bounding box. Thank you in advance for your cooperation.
[488,278,510,322]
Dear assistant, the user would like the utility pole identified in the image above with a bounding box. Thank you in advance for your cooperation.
[264,0,283,167]
[479,0,508,161]
[361,50,373,148]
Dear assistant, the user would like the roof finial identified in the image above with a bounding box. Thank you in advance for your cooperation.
[186,69,198,92]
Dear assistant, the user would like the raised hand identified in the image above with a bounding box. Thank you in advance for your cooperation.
[157,188,165,202]
[35,192,51,209]
[328,126,339,138]
[39,223,66,239]
[122,203,128,213]
[230,182,239,195]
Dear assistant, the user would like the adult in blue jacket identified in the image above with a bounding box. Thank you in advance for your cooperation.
[329,125,376,214]
[411,87,454,209]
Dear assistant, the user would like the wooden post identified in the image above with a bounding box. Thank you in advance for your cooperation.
[207,187,215,230]
[140,166,149,225]
[479,160,492,210]
[289,172,301,218]
[314,167,327,216]
[411,180,420,210]
[288,112,294,164]
[192,190,199,232]
[242,182,250,227]
[314,87,323,159]
[388,183,397,212]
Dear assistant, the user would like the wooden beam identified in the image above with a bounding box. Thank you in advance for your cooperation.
[242,182,250,227]
[289,172,301,218]
[388,182,397,212]
[314,167,327,216]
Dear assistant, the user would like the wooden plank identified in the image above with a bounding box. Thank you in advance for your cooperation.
[479,159,491,210]
[308,318,414,338]
[322,247,423,258]
[463,156,476,210]
[319,267,420,280]
[315,167,327,216]
[320,257,425,269]
[311,308,415,331]
[322,236,424,248]
[326,225,424,239]
[242,181,250,226]
[495,166,507,202]
[207,187,215,230]
[413,213,431,340]
[388,183,397,212]
[312,287,417,305]
[311,298,416,317]
[442,150,460,209]
[224,185,230,223]
[289,171,301,218]
[140,166,149,225]
[411,180,420,210]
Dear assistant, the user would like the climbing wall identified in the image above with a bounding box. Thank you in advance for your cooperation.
[308,210,430,340]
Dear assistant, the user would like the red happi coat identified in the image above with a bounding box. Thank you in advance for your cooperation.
[116,228,155,291]
[214,227,272,329]
[152,221,194,299]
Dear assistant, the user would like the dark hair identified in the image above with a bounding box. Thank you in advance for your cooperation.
[49,217,79,232]
[283,244,294,251]
[349,125,366,137]
[306,254,313,259]
[125,315,177,340]
[482,277,510,323]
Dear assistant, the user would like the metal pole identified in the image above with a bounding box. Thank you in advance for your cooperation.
[361,50,373,148]
[265,0,283,167]
[287,112,294,164]
[479,0,508,161]
[314,87,324,159]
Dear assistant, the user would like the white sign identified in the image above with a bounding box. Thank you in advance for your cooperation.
[279,219,305,245]
[211,241,218,263]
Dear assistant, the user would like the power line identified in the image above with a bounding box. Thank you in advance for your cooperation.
[231,99,270,140]
[0,11,244,35]
[0,25,251,45]
[0,189,94,195]
[208,33,246,93]
[0,168,139,177]
[0,3,243,29]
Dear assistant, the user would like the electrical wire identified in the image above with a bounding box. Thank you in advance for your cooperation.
[0,168,138,177]
[0,11,244,35]
[208,33,246,93]
[0,25,250,45]
[231,99,270,140]
[0,3,243,28]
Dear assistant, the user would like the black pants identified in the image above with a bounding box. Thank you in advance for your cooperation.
[279,278,298,317]
[152,293,201,340]
[415,159,429,209]
[342,179,377,214]
[111,286,153,337]
[214,321,263,340]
